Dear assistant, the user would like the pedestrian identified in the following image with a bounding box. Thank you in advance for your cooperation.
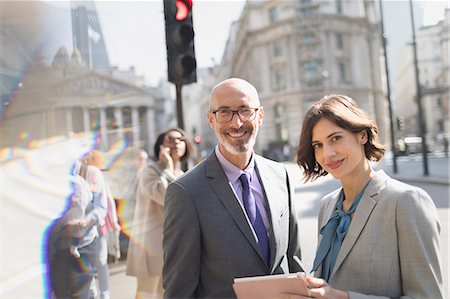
[126,128,194,299]
[50,160,108,299]
[443,136,448,157]
[162,78,303,298]
[295,94,443,298]
[104,147,149,257]
[80,150,120,299]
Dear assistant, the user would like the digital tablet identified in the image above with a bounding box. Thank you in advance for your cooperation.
[232,272,310,299]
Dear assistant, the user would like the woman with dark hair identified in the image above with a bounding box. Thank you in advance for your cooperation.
[126,128,194,299]
[295,95,443,298]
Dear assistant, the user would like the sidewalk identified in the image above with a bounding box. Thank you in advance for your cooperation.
[109,262,136,299]
[377,153,449,186]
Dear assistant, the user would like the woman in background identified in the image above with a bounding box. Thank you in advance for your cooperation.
[126,128,194,299]
[295,95,443,298]
[81,150,120,299]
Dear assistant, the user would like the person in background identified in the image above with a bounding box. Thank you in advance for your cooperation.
[295,94,443,298]
[126,128,194,299]
[81,150,120,299]
[119,148,149,234]
[51,159,108,298]
[162,78,303,298]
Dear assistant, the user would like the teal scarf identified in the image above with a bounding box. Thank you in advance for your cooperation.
[312,179,371,281]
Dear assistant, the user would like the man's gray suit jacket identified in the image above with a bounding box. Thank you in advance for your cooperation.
[163,151,302,298]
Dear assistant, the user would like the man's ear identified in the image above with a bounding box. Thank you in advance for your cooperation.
[207,111,215,128]
[257,106,264,125]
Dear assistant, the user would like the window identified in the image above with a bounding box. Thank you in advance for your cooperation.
[273,67,286,90]
[338,62,346,81]
[303,33,316,43]
[336,0,342,14]
[433,42,440,61]
[273,41,282,57]
[337,61,351,83]
[336,33,343,50]
[303,61,318,78]
[274,103,289,141]
[269,6,277,23]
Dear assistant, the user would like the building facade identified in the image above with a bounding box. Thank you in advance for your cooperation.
[394,8,449,151]
[211,0,386,159]
[0,1,166,155]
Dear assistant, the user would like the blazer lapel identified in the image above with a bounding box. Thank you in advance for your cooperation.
[315,189,341,278]
[330,171,387,279]
[205,152,262,258]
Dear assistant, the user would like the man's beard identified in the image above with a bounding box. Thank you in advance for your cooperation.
[217,125,258,155]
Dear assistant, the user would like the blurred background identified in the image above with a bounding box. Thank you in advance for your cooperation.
[0,0,448,298]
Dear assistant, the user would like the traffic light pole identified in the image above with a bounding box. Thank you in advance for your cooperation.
[175,83,188,171]
[409,0,429,176]
[379,0,397,174]
[176,83,185,130]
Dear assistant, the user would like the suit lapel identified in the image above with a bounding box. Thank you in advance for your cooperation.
[330,171,387,278]
[254,156,280,268]
[205,152,263,259]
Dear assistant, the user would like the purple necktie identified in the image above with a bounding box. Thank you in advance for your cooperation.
[239,173,270,265]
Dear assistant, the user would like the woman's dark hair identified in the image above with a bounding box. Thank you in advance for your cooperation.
[153,128,195,161]
[296,94,386,182]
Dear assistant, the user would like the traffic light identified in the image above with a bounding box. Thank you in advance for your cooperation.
[396,117,404,130]
[194,135,202,144]
[163,0,197,85]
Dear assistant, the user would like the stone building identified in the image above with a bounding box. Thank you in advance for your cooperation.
[0,1,165,154]
[209,0,386,159]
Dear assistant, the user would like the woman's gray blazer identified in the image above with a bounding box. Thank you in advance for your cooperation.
[315,170,444,299]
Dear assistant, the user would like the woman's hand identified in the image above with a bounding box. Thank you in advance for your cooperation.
[306,277,349,299]
[279,277,349,299]
[159,145,174,170]
[60,219,87,237]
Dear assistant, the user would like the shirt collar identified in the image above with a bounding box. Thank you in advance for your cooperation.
[214,145,256,183]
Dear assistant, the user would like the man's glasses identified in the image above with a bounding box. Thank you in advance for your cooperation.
[211,108,260,123]
[165,136,186,144]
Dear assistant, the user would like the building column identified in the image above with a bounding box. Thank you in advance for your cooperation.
[82,107,90,133]
[66,107,73,135]
[146,107,156,154]
[99,106,108,150]
[114,107,124,141]
[131,106,140,147]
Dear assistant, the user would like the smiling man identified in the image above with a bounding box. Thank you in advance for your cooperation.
[162,78,303,298]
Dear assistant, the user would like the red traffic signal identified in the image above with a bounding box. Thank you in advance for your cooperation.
[175,0,192,20]
[194,135,202,144]
[164,0,197,85]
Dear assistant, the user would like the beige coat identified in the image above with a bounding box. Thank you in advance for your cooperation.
[126,161,183,277]
[315,170,444,299]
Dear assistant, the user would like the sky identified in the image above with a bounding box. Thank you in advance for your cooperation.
[44,0,448,86]
[95,0,246,85]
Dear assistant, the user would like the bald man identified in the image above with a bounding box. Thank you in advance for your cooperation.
[162,78,303,298]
